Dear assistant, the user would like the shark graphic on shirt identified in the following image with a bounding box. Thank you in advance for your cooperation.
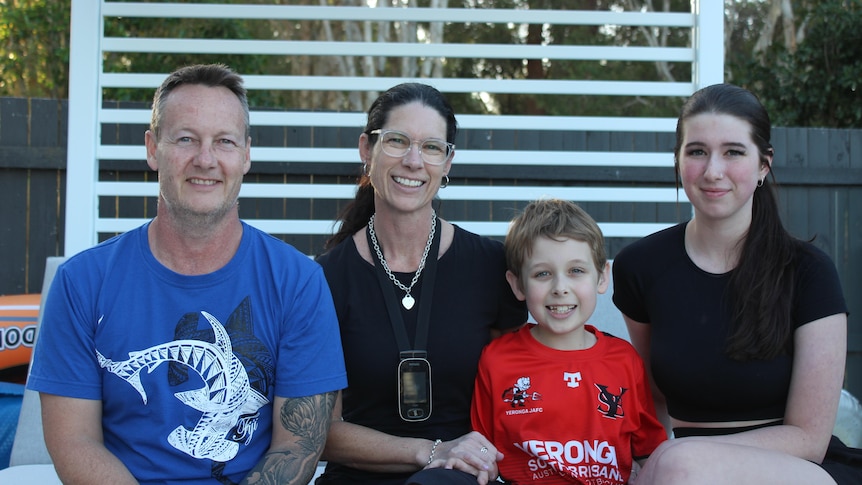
[97,301,269,463]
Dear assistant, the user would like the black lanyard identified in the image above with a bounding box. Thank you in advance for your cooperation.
[366,217,441,354]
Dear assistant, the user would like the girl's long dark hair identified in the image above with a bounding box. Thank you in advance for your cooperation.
[675,84,797,360]
[323,83,457,251]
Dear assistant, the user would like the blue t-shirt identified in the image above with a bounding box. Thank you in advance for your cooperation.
[28,222,346,484]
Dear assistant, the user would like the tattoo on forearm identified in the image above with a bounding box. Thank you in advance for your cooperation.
[242,391,337,485]
[280,391,337,454]
[243,453,298,485]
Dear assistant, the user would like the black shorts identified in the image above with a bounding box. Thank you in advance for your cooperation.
[317,466,479,485]
[821,436,862,485]
[406,468,480,485]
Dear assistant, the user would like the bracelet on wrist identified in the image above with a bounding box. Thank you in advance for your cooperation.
[426,439,442,466]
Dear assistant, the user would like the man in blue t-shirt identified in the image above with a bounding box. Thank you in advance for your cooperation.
[27,64,346,484]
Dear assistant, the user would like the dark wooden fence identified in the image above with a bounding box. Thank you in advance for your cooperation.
[2,97,861,396]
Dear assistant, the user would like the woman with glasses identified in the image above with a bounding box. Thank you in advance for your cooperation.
[315,83,526,485]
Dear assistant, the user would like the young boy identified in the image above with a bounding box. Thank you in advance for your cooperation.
[471,198,666,485]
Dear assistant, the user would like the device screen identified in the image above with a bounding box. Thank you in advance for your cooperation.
[398,357,432,421]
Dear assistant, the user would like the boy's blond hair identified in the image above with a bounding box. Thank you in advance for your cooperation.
[505,198,607,285]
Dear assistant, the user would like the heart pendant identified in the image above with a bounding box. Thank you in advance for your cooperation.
[402,294,415,310]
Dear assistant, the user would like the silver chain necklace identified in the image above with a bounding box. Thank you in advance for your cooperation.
[368,210,437,310]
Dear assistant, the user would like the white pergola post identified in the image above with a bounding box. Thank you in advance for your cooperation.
[693,0,725,90]
[64,0,102,256]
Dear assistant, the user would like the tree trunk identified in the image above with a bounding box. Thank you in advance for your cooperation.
[780,0,797,53]
[753,0,782,57]
[626,0,676,82]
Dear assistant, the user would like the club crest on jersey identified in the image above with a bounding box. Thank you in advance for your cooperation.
[595,384,627,419]
[502,376,543,408]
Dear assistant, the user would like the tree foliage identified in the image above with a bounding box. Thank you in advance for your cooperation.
[0,0,69,98]
[727,0,862,128]
[1,0,860,127]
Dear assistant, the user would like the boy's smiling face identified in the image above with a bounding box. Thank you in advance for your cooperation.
[506,236,609,350]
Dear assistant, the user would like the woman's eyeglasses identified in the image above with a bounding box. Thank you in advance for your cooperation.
[370,129,454,166]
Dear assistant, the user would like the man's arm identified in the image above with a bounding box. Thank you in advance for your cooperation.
[41,393,138,485]
[242,391,337,485]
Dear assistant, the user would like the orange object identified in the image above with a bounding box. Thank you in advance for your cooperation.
[0,294,41,374]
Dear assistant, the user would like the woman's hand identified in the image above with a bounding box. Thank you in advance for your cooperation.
[425,431,501,485]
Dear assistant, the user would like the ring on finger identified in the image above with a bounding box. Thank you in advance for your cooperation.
[480,446,489,454]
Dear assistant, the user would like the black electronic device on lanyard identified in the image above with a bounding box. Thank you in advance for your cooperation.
[397,350,432,421]
[367,216,441,422]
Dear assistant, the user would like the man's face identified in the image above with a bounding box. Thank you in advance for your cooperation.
[145,83,251,226]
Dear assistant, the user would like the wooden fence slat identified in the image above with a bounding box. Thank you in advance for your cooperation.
[0,169,29,294]
[0,98,28,146]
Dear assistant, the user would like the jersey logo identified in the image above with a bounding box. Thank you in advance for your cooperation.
[502,376,543,407]
[595,384,627,419]
[97,299,270,464]
[563,371,582,388]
